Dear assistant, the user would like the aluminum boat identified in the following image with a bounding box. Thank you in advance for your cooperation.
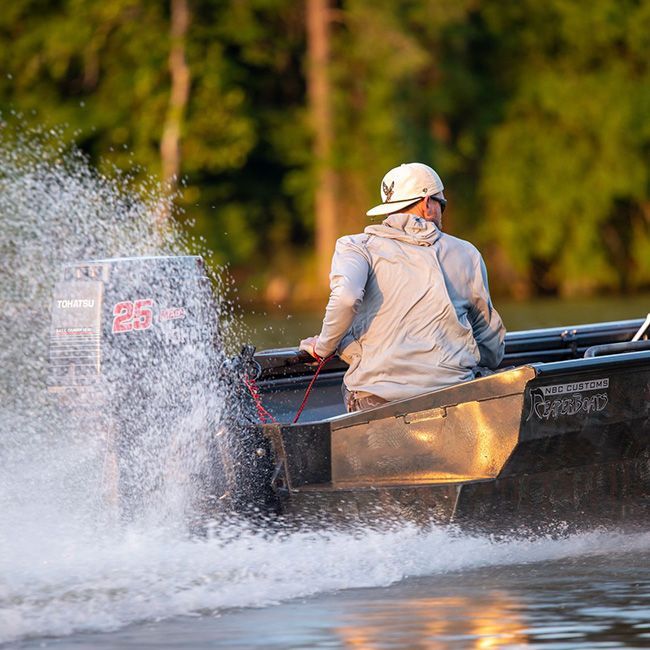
[48,256,650,530]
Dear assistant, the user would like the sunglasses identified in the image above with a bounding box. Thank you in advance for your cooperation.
[429,195,447,213]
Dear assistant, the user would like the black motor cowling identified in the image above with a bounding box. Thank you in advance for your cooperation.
[48,255,268,522]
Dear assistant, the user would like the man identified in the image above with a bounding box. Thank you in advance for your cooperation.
[300,162,505,412]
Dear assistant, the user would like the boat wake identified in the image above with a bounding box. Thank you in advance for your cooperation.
[1,125,647,645]
[3,487,650,645]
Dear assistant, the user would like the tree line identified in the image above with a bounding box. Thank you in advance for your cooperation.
[2,0,649,302]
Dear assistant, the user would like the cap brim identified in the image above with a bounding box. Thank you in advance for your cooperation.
[366,198,420,217]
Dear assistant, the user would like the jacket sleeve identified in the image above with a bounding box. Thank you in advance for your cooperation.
[469,255,506,368]
[314,236,370,358]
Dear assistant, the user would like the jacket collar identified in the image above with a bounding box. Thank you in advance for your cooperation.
[364,212,441,247]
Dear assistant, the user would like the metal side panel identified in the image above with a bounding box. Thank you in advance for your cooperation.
[331,365,536,430]
[499,354,650,478]
[282,481,462,526]
[280,422,332,488]
[330,367,535,487]
[454,451,650,530]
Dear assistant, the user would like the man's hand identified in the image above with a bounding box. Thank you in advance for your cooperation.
[299,335,320,359]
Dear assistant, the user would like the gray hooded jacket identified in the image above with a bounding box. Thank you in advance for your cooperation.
[313,213,505,401]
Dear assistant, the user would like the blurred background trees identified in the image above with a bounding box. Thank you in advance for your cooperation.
[1,0,649,304]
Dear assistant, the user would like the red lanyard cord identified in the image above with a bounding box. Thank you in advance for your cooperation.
[243,352,334,425]
[292,353,334,423]
[243,376,278,424]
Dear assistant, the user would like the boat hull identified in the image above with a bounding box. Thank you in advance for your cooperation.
[245,349,650,531]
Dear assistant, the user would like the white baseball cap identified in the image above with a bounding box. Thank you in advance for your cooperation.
[366,162,444,217]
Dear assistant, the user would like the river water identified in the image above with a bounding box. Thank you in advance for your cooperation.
[7,526,650,649]
[3,128,650,649]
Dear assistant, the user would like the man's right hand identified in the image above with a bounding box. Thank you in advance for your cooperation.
[299,335,320,359]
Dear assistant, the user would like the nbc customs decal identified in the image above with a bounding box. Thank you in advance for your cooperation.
[528,378,609,421]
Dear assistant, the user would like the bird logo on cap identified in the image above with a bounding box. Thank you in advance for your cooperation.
[382,180,395,202]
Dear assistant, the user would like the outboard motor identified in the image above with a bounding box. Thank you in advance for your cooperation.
[48,256,217,391]
[47,256,266,522]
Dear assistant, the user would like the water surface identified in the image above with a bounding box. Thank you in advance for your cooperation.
[12,537,650,649]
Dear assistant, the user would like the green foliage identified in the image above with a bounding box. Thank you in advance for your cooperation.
[480,0,650,295]
[1,0,650,299]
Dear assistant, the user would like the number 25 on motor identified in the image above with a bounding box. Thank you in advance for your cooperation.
[112,299,154,333]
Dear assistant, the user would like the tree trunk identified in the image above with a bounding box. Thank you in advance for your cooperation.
[306,0,337,290]
[159,0,191,225]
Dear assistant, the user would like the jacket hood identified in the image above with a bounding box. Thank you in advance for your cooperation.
[364,212,441,247]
